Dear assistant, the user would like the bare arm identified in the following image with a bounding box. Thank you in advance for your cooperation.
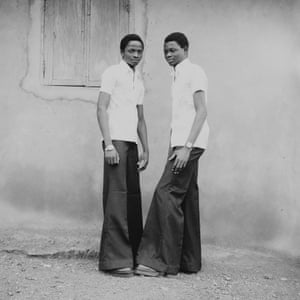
[169,90,207,173]
[137,104,149,171]
[186,90,207,144]
[97,91,119,165]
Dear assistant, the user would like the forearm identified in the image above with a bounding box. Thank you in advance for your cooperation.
[186,109,207,145]
[137,120,149,153]
[97,105,112,147]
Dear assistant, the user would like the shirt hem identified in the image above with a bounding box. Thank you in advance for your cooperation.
[101,138,138,144]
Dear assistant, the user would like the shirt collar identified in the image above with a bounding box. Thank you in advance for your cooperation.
[120,60,137,74]
[174,58,190,72]
[171,58,190,78]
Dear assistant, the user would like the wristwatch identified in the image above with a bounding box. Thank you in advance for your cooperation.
[105,144,115,151]
[184,142,193,150]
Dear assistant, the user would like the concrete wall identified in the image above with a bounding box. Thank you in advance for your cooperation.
[0,0,101,221]
[0,0,299,255]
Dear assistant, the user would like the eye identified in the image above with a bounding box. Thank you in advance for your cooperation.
[166,48,175,54]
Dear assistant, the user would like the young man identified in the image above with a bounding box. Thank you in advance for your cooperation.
[97,34,149,277]
[136,32,209,276]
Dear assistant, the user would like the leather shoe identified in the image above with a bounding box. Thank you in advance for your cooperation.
[107,267,134,278]
[135,264,162,277]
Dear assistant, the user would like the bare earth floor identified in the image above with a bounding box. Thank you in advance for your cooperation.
[0,221,299,300]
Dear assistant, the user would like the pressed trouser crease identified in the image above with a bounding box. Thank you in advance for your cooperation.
[137,147,204,275]
[99,141,143,271]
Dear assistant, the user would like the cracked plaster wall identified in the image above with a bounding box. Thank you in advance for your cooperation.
[0,0,147,222]
[141,0,300,255]
[0,0,102,221]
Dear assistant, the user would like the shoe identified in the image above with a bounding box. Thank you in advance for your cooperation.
[107,267,134,278]
[135,264,162,277]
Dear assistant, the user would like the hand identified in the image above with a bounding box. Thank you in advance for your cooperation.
[104,147,120,165]
[137,151,149,171]
[168,147,191,174]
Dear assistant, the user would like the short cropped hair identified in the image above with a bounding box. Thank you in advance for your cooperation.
[120,34,144,52]
[164,32,189,50]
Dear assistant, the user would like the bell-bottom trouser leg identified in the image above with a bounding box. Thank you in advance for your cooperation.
[99,140,143,271]
[137,147,204,275]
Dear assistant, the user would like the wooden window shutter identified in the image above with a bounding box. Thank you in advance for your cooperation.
[86,0,130,86]
[42,0,129,87]
[43,0,86,85]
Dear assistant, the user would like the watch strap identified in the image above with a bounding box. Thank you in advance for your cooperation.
[184,142,193,149]
[105,144,115,151]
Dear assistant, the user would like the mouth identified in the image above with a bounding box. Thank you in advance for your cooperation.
[131,59,140,64]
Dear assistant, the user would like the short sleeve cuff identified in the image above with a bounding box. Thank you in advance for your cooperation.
[191,67,208,93]
[100,67,115,95]
[137,87,145,105]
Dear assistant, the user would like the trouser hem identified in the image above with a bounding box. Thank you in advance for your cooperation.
[180,263,202,273]
[136,257,167,272]
[137,257,181,275]
[99,259,134,271]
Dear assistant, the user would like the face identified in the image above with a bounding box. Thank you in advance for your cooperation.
[164,41,187,67]
[122,41,143,67]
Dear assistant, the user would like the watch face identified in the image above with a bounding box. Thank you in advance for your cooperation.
[186,142,193,148]
[105,145,114,151]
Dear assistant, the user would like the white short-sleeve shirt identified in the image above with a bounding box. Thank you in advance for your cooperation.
[170,58,209,149]
[100,60,144,143]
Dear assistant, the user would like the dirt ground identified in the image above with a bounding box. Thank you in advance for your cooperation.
[0,218,299,300]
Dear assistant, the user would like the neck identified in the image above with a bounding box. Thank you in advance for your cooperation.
[128,63,135,70]
[174,57,187,68]
[123,59,135,71]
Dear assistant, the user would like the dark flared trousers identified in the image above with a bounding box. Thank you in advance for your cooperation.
[99,140,143,271]
[137,147,204,275]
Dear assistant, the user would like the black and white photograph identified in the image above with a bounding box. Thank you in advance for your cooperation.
[0,0,299,299]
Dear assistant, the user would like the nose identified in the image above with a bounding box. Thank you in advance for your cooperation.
[166,52,172,58]
[133,51,139,58]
